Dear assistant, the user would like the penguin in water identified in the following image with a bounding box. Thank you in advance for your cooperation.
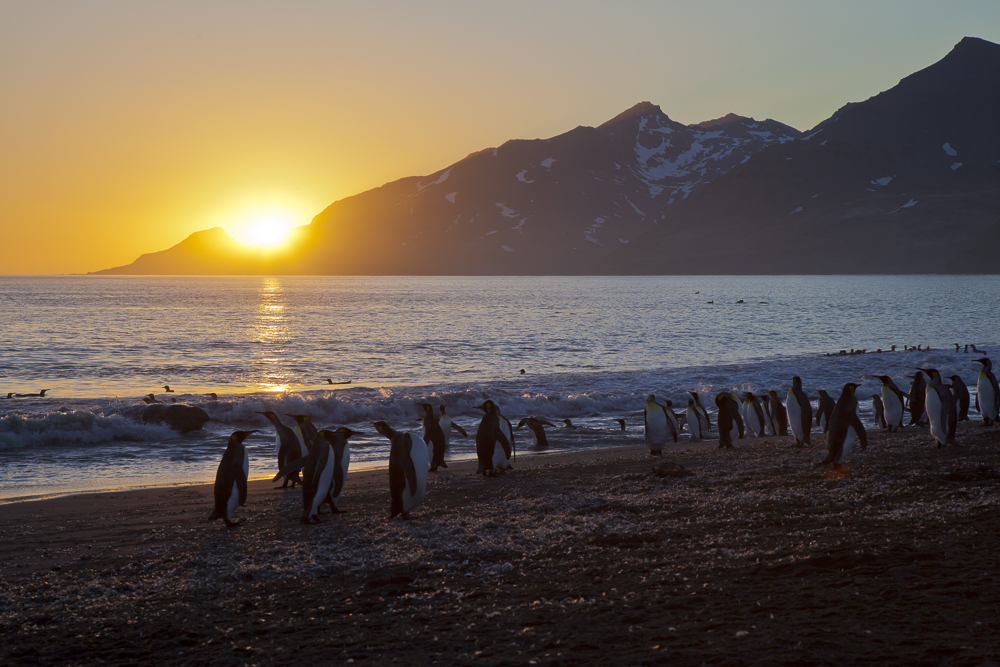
[742,393,766,438]
[163,385,174,393]
[207,392,218,400]
[907,372,927,425]
[815,390,836,433]
[561,419,576,429]
[644,394,676,455]
[689,392,713,433]
[974,358,999,425]
[474,400,512,475]
[255,410,302,488]
[286,414,318,458]
[14,389,50,397]
[374,421,428,519]
[876,375,907,432]
[918,369,957,448]
[419,403,448,472]
[715,393,742,448]
[142,394,159,404]
[208,430,255,527]
[685,399,703,442]
[516,417,556,449]
[949,375,971,421]
[872,395,887,430]
[768,390,789,436]
[615,418,626,431]
[818,383,868,473]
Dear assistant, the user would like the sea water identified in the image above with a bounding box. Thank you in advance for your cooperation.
[1,275,997,501]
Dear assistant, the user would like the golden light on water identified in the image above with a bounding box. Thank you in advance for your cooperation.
[253,278,293,392]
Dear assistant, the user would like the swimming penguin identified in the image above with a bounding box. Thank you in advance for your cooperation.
[474,400,512,475]
[685,399,703,442]
[255,410,302,488]
[759,394,777,436]
[974,358,999,425]
[419,403,448,472]
[768,390,788,436]
[615,418,626,431]
[562,419,576,429]
[516,417,556,449]
[907,372,927,426]
[207,392,218,400]
[142,394,158,404]
[715,393,741,448]
[208,430,255,527]
[919,369,957,448]
[325,378,352,385]
[872,395,887,430]
[374,421,428,519]
[437,404,468,449]
[644,394,675,455]
[163,385,174,393]
[317,427,361,513]
[818,383,867,471]
[285,414,318,457]
[743,393,766,438]
[15,389,50,397]
[689,392,713,433]
[815,390,836,433]
[876,376,907,432]
[949,375,971,421]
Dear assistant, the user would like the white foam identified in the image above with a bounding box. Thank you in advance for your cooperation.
[943,143,958,156]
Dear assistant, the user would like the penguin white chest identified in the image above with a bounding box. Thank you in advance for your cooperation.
[979,373,999,419]
[310,445,336,516]
[686,406,701,441]
[925,389,946,443]
[403,435,429,512]
[786,391,804,439]
[645,405,668,449]
[882,388,903,427]
[332,446,351,504]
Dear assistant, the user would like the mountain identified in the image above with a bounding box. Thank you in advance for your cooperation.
[94,104,798,275]
[612,37,1000,274]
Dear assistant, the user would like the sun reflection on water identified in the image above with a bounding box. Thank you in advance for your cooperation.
[253,278,292,392]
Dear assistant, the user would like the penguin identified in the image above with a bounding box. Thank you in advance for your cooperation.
[255,410,302,488]
[285,414,317,457]
[141,394,158,404]
[516,417,555,449]
[714,393,741,448]
[373,421,428,519]
[726,391,746,439]
[207,392,218,400]
[562,419,576,429]
[759,394,777,436]
[818,383,868,471]
[689,392,713,433]
[208,430,255,527]
[872,395,887,430]
[437,403,468,449]
[876,375,907,432]
[163,385,174,393]
[474,400,512,475]
[949,375,971,421]
[325,379,352,385]
[768,390,788,436]
[644,394,675,455]
[317,427,361,513]
[815,390,836,433]
[615,418,626,431]
[497,408,516,466]
[685,399,703,442]
[419,403,448,472]
[919,369,957,448]
[907,372,927,425]
[743,393,766,438]
[298,429,337,523]
[15,389,50,397]
[974,358,999,425]
[664,400,682,439]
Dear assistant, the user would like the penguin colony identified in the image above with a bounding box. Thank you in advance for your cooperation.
[206,357,1000,527]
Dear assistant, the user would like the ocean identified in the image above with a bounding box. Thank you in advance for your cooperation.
[1,274,997,501]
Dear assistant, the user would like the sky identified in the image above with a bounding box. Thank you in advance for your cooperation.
[2,0,998,274]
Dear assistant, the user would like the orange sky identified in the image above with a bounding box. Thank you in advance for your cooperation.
[2,1,997,274]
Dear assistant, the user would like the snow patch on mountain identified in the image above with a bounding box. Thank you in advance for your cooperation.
[871,177,893,186]
[445,192,458,203]
[540,157,556,168]
[496,203,519,218]
[415,168,452,193]
[942,143,958,156]
[516,170,535,183]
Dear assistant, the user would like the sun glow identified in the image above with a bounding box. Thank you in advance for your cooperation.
[243,217,291,246]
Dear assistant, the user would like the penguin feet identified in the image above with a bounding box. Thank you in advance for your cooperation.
[440,462,448,468]
[223,518,244,528]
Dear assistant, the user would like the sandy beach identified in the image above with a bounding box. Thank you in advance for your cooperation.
[2,425,999,666]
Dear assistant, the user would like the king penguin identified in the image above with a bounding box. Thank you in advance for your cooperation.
[815,390,836,433]
[685,399,703,442]
[286,414,317,458]
[818,383,868,471]
[768,390,788,436]
[759,394,777,436]
[317,427,361,513]
[949,375,971,421]
[743,393,766,438]
[516,417,555,449]
[419,403,448,472]
[474,400,512,475]
[497,406,516,467]
[256,410,302,488]
[919,368,957,448]
[872,395,887,430]
[438,403,468,451]
[644,394,675,455]
[375,421,428,518]
[975,358,999,425]
[876,375,907,432]
[298,429,337,524]
[664,400,682,438]
[208,430,255,527]
[907,372,927,426]
[689,392,713,434]
[714,393,741,449]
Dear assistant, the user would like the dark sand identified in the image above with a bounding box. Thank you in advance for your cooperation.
[2,425,999,666]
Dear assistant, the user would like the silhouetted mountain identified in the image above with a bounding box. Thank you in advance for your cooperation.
[613,36,1000,274]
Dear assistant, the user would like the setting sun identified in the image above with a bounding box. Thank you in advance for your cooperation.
[242,217,291,246]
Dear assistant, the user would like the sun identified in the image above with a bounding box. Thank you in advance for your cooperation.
[244,217,291,246]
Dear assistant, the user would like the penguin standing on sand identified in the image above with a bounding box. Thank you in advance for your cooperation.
[497,407,516,465]
[685,399,704,442]
[759,394,777,436]
[644,394,675,455]
[715,393,741,448]
[419,403,448,472]
[907,372,927,426]
[818,383,867,471]
[474,400,512,475]
[286,414,318,457]
[438,404,468,450]
[298,429,337,524]
[975,358,999,425]
[872,395,887,429]
[815,390,836,433]
[919,369,957,448]
[949,376,971,421]
[664,401,682,438]
[768,390,788,436]
[516,417,556,449]
[374,421,428,518]
[689,392,713,433]
[208,430,255,527]
[743,393,766,438]
[318,427,361,513]
[256,410,302,488]
[877,376,907,431]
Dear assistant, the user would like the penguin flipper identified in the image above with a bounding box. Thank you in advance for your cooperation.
[496,429,512,459]
[451,423,468,438]
[273,455,309,481]
[402,435,418,498]
[849,413,868,450]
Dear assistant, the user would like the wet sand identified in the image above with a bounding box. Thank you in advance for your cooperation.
[2,425,999,666]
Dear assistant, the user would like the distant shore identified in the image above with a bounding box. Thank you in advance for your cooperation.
[2,426,999,665]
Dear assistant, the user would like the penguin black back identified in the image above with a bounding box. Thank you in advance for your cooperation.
[474,400,511,476]
[419,403,448,472]
[907,372,926,425]
[516,417,555,449]
[209,430,255,527]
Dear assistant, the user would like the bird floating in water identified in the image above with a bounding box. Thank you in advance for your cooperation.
[163,385,175,393]
[326,379,352,385]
